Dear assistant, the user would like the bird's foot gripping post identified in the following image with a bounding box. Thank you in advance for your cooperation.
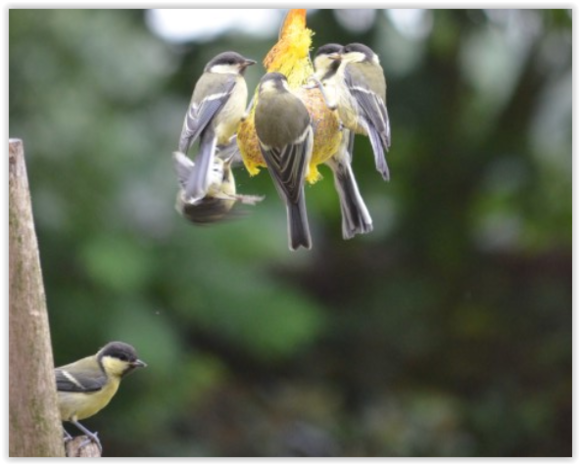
[64,436,101,458]
[63,423,102,457]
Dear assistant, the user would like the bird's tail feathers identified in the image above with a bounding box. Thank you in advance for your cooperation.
[367,124,390,181]
[286,192,312,251]
[328,157,373,240]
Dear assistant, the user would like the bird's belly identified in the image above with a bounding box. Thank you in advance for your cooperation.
[215,83,248,145]
[337,93,365,135]
[58,381,120,421]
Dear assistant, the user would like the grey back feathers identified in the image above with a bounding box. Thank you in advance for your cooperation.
[56,364,107,393]
[255,72,313,250]
[255,74,311,148]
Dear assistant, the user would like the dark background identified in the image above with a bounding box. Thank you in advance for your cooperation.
[9,9,571,457]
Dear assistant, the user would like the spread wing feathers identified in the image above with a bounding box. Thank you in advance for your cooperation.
[260,128,313,205]
[178,77,236,154]
[172,151,195,190]
[185,126,217,201]
[55,363,107,393]
[213,192,265,205]
[173,136,241,194]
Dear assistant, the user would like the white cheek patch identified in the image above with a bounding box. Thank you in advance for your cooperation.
[344,51,367,63]
[210,64,239,75]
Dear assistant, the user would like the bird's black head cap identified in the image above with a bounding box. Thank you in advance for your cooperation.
[205,51,256,73]
[315,43,343,57]
[342,43,375,60]
[98,341,139,363]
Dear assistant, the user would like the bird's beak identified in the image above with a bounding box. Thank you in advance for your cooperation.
[328,53,342,62]
[242,59,257,69]
[131,359,147,369]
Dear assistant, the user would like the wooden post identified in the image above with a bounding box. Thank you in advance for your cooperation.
[9,139,65,457]
[65,437,101,457]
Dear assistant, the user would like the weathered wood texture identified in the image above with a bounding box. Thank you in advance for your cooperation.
[65,436,101,457]
[9,139,65,457]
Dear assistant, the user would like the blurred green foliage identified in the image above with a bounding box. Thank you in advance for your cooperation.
[9,9,571,457]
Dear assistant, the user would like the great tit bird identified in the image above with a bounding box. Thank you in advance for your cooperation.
[254,72,314,250]
[308,43,342,109]
[178,51,256,203]
[56,342,146,452]
[313,43,343,82]
[237,10,342,187]
[312,44,373,239]
[173,137,264,225]
[324,43,391,181]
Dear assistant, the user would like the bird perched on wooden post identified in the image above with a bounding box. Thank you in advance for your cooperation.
[55,342,146,453]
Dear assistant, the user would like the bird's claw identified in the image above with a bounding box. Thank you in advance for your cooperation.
[79,432,102,453]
